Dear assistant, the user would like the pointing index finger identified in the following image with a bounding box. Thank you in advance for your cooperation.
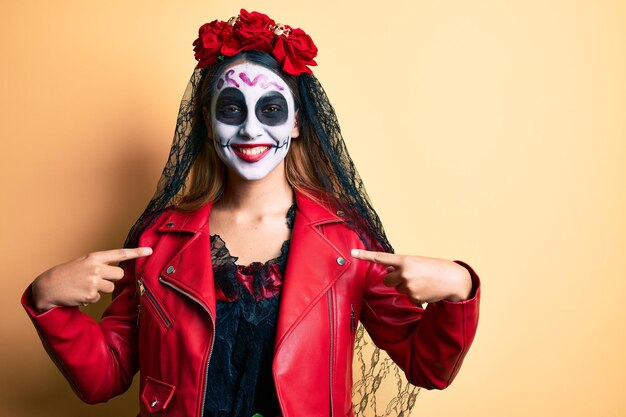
[350,249,403,267]
[94,247,153,264]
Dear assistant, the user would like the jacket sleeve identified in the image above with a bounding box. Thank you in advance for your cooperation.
[20,258,140,403]
[360,258,480,390]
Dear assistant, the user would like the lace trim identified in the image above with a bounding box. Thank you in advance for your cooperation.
[210,234,290,269]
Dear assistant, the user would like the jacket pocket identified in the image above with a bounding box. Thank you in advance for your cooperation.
[141,376,176,413]
[138,278,172,331]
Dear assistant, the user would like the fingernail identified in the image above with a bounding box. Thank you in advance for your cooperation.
[142,247,153,255]
[351,249,359,257]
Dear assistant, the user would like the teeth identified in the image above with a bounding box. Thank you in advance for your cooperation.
[236,146,269,155]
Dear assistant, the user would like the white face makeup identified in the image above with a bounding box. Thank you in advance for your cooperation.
[209,62,298,181]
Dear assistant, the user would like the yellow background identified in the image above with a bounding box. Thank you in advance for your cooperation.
[2,1,625,416]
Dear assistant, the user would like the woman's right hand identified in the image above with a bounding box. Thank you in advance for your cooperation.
[31,247,153,313]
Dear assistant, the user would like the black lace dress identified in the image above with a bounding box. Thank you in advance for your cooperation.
[203,204,296,417]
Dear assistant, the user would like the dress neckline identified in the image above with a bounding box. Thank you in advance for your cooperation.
[209,203,297,268]
[209,234,290,268]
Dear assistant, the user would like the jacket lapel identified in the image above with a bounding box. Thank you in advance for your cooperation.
[273,191,351,353]
[156,201,217,319]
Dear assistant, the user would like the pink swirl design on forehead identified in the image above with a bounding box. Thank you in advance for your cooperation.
[238,72,285,91]
[224,69,240,88]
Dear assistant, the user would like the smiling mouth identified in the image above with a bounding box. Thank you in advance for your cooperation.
[231,144,273,162]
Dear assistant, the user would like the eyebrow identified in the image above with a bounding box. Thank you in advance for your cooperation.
[216,87,245,102]
[257,91,287,101]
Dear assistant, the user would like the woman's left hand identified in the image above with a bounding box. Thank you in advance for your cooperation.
[350,249,473,304]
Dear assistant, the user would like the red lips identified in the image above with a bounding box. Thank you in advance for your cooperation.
[231,144,273,163]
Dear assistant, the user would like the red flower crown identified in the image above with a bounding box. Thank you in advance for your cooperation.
[193,9,318,76]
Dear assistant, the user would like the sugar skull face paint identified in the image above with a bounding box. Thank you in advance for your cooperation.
[209,62,298,181]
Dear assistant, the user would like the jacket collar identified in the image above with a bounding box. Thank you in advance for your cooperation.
[156,189,345,234]
[155,201,212,234]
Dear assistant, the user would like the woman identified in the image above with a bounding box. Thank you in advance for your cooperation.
[22,10,480,417]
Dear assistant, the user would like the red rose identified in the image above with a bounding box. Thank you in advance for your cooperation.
[235,9,274,38]
[272,27,318,75]
[220,29,245,57]
[229,9,274,55]
[193,20,237,67]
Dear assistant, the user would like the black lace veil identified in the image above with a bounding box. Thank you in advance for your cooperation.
[122,52,420,415]
[123,69,204,249]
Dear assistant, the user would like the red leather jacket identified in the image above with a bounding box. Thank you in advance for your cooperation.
[22,190,481,417]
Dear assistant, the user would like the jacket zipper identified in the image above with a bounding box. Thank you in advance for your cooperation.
[350,303,357,333]
[327,290,334,417]
[159,276,215,417]
[137,278,172,328]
